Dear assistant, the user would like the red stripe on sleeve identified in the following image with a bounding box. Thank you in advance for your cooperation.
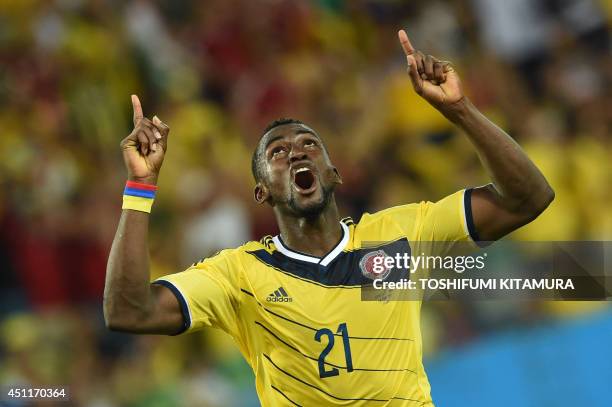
[126,181,158,191]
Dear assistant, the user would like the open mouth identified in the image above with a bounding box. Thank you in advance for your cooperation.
[292,168,317,193]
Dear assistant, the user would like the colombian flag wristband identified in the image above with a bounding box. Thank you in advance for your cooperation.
[122,181,158,213]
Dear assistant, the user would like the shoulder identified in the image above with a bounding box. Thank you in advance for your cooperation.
[358,190,467,228]
[358,203,424,226]
[354,202,424,242]
[191,240,269,269]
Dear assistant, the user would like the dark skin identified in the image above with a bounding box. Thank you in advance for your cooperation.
[104,95,183,334]
[254,125,343,257]
[104,31,553,335]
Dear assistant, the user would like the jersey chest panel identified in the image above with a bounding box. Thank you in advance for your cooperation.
[236,241,427,404]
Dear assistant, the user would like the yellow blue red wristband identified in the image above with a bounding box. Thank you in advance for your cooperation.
[122,181,158,213]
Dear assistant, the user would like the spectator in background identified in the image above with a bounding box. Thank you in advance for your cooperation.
[0,1,609,405]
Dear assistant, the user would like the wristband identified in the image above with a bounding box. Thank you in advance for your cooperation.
[122,181,158,213]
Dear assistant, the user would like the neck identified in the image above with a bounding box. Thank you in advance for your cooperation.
[274,198,342,258]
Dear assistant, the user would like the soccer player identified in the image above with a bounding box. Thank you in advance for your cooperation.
[104,31,554,405]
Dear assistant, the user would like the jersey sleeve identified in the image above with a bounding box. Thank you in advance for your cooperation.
[416,188,479,255]
[152,249,242,336]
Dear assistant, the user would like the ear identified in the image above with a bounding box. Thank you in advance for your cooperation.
[253,183,269,204]
[332,167,343,185]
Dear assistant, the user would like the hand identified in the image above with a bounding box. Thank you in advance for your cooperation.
[398,30,464,110]
[120,95,170,184]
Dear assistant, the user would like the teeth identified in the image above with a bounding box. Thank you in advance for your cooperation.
[296,168,309,173]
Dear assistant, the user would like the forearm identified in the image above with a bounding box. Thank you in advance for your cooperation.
[441,98,554,213]
[104,209,155,329]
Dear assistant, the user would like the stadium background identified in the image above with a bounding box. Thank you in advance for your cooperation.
[0,0,610,405]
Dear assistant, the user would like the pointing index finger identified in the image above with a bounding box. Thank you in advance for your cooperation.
[398,29,415,56]
[131,94,143,126]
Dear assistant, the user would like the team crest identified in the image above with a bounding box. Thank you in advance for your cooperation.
[359,250,392,280]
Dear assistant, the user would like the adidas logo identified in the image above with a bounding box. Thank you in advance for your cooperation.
[266,287,293,303]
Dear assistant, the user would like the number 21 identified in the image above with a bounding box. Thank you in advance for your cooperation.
[314,322,354,378]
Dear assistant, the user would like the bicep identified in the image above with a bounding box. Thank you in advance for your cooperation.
[152,266,240,335]
[470,184,535,241]
[129,284,186,335]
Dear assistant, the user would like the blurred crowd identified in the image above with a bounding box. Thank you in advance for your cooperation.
[0,0,610,405]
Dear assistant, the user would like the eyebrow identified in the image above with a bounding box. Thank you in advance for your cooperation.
[263,129,317,150]
[263,135,284,150]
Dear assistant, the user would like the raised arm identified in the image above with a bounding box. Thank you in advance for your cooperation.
[397,30,554,241]
[104,95,183,335]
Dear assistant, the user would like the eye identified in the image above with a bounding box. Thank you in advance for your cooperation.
[304,139,317,148]
[271,146,287,157]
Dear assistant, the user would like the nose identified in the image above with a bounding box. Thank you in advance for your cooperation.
[289,145,307,162]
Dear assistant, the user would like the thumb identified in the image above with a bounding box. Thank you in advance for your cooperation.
[152,115,170,150]
[152,115,170,137]
[406,55,423,95]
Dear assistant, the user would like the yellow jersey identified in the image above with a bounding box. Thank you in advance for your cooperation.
[154,189,477,406]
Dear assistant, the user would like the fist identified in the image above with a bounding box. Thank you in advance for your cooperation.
[120,95,170,184]
[398,30,464,109]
